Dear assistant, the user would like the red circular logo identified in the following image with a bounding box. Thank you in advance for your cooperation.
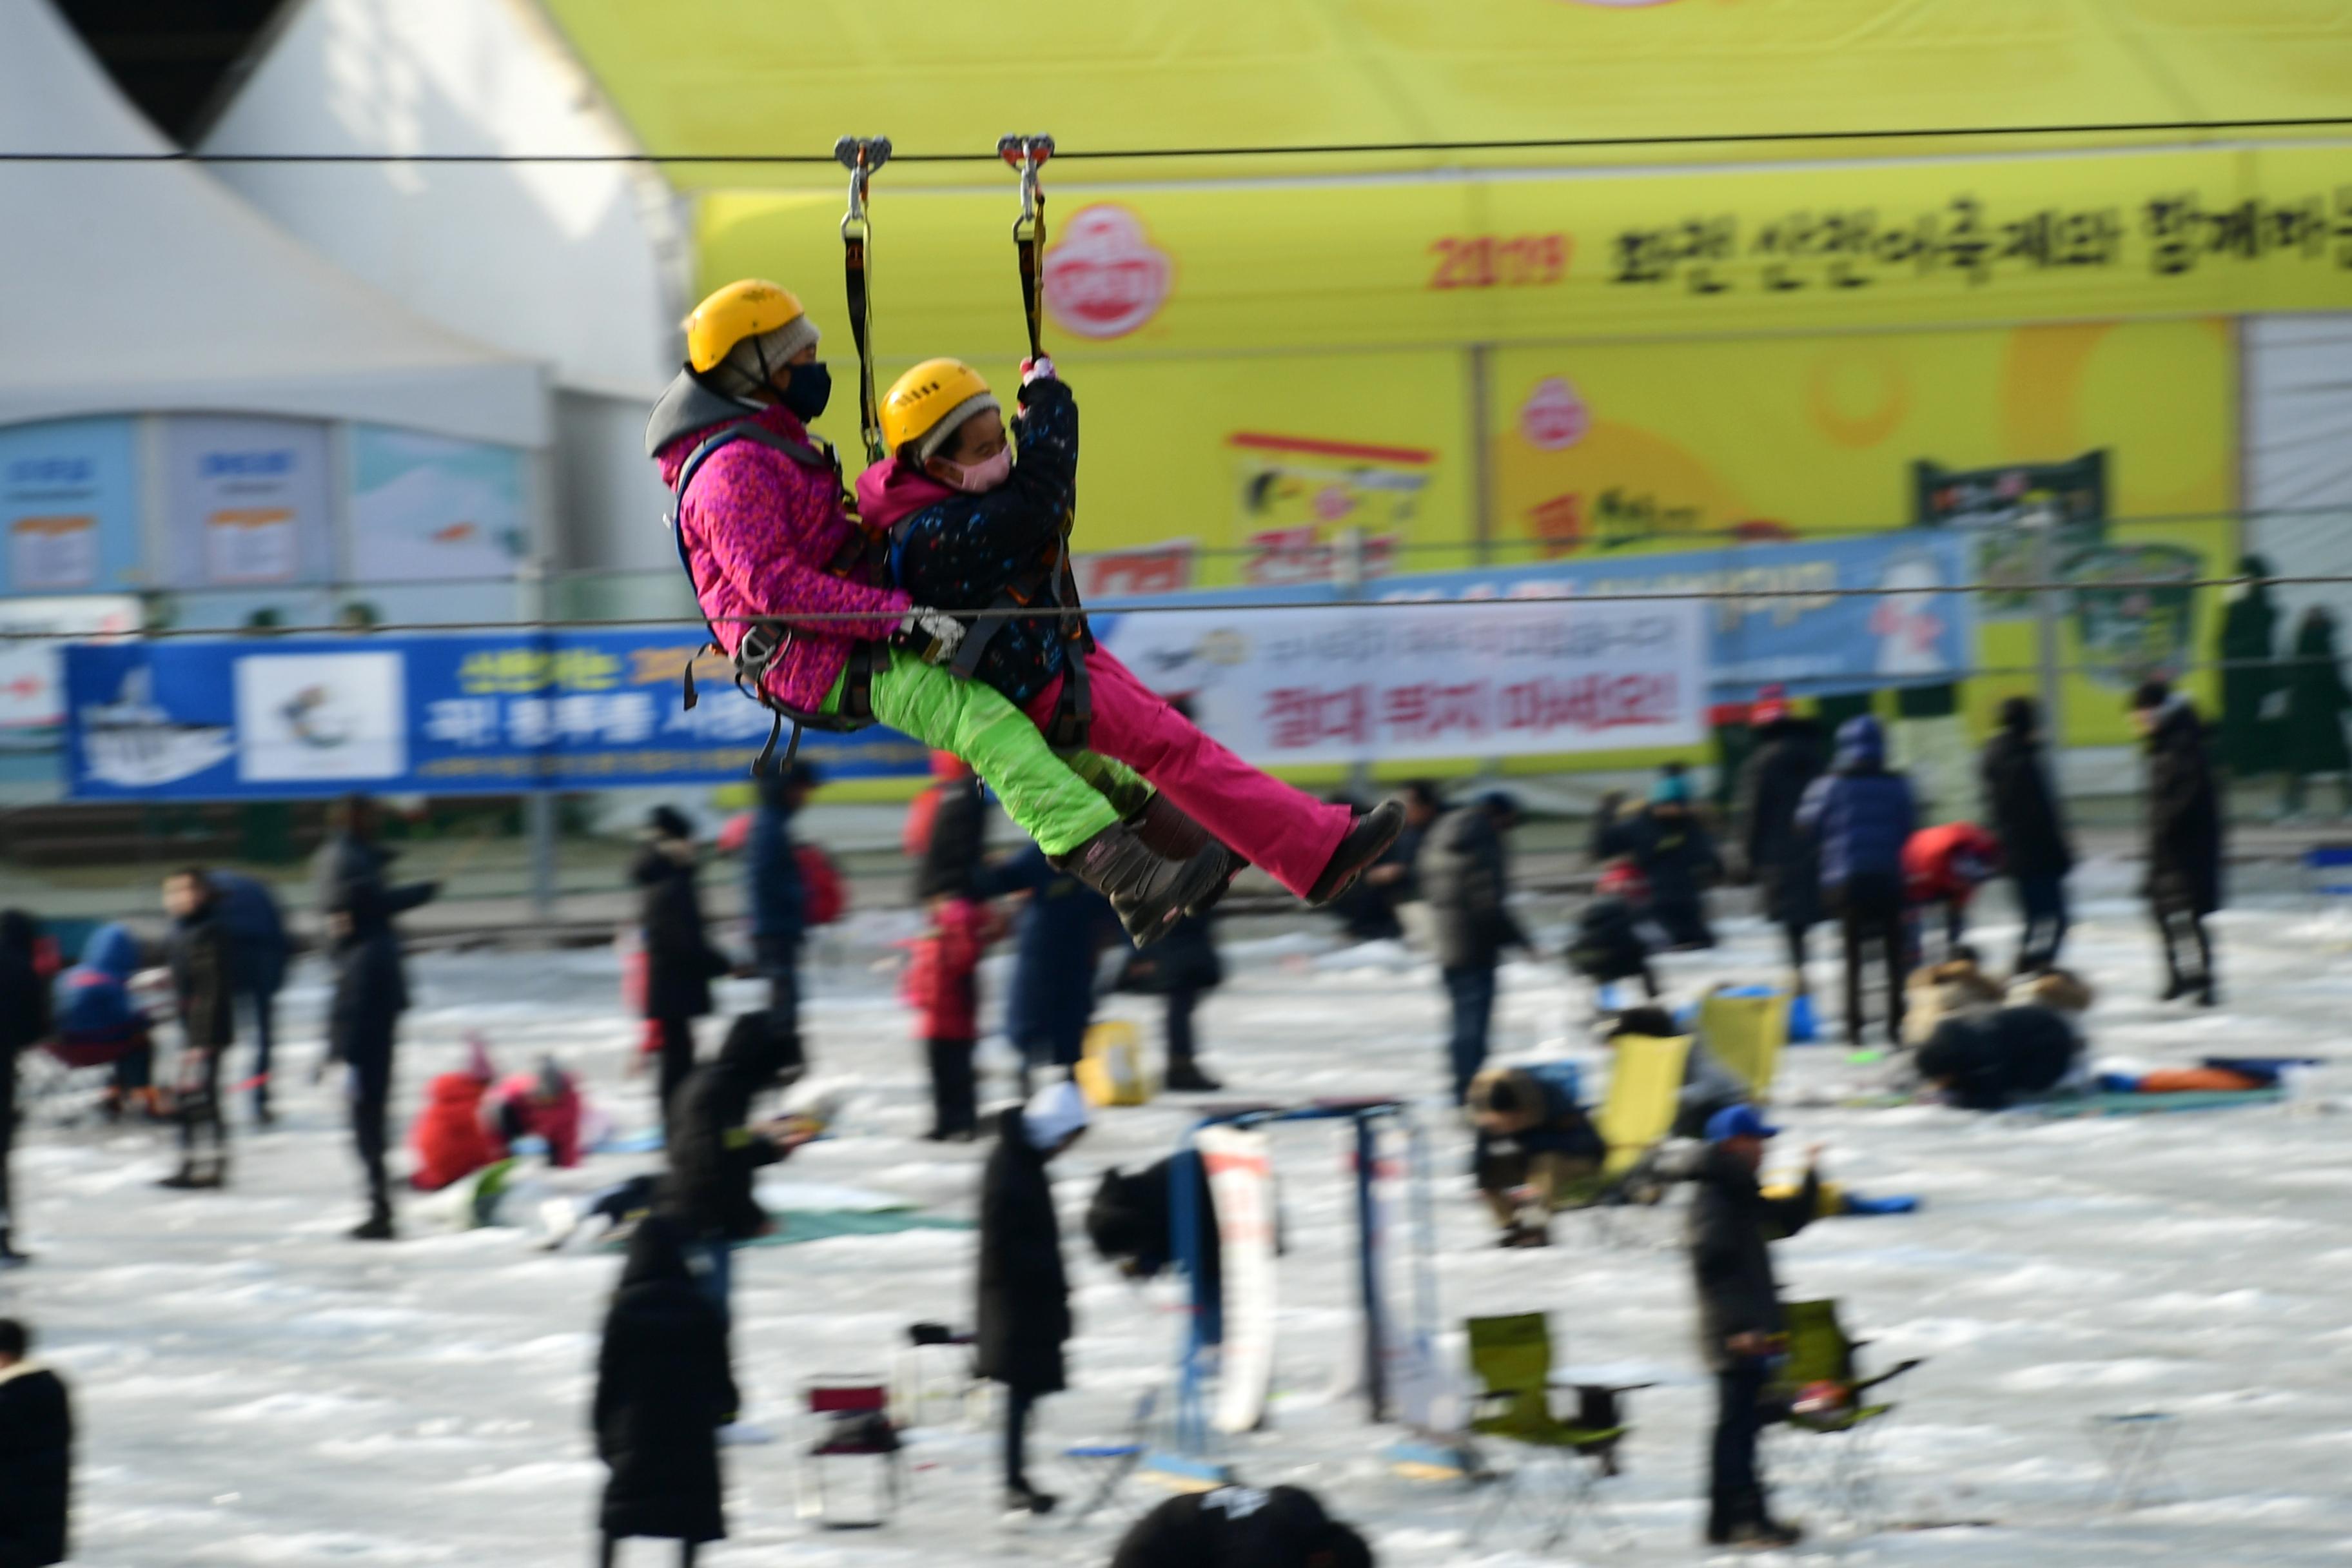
[1044,205,1173,340]
[1519,377,1591,451]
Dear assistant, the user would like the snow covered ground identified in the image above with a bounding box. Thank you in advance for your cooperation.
[12,871,2352,1567]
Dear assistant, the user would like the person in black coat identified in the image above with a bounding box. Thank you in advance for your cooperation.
[1418,793,1532,1102]
[1112,1484,1375,1568]
[1467,1065,1604,1248]
[594,1213,734,1566]
[977,1081,1088,1515]
[1118,912,1225,1092]
[661,1018,808,1334]
[1597,771,1723,949]
[313,795,438,1241]
[0,914,47,1268]
[2132,681,2224,1005]
[1734,699,1825,992]
[161,868,233,1191]
[0,1318,71,1568]
[636,807,735,1118]
[1687,1106,1819,1550]
[1979,697,2075,974]
[204,870,287,1125]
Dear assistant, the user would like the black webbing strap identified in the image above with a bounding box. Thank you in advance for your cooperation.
[999,134,1054,363]
[834,136,892,465]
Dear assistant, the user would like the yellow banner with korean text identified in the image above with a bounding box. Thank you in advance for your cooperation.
[698,145,2352,358]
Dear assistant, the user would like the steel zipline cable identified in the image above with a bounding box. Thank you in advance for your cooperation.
[17,573,2352,642]
[7,115,2352,164]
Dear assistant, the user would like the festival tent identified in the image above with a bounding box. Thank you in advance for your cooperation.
[0,0,545,449]
[194,0,681,592]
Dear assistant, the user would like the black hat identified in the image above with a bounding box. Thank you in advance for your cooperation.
[645,805,694,842]
[2128,678,2170,712]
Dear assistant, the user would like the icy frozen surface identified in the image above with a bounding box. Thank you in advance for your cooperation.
[14,890,2352,1565]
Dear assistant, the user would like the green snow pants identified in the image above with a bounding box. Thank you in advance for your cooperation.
[823,645,1145,856]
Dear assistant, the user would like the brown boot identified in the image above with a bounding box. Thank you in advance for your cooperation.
[1128,795,1243,917]
[1053,825,1230,948]
[1306,799,1406,907]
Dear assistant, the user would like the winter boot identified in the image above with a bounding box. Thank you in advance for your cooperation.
[1004,1483,1059,1516]
[1164,1058,1223,1093]
[1128,795,1244,916]
[350,1205,397,1242]
[1053,825,1230,948]
[1304,799,1406,908]
[0,1227,26,1269]
[157,1165,206,1190]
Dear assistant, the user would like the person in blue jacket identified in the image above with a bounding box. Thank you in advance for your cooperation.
[1796,716,1917,1046]
[204,871,288,1126]
[977,845,1121,1096]
[743,760,818,1052]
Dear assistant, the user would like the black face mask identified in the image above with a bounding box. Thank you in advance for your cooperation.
[779,361,832,422]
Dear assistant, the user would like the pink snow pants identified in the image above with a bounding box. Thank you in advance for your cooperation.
[1026,647,1355,900]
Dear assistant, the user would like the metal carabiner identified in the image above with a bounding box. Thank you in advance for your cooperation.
[834,135,891,234]
[996,133,1054,231]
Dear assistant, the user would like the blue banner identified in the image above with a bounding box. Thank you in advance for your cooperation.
[1097,529,1974,704]
[64,631,928,801]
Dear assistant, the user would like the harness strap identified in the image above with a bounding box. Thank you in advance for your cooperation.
[835,136,892,466]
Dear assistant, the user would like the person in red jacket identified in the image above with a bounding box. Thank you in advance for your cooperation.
[1903,821,2001,963]
[409,1040,501,1192]
[903,894,1006,1142]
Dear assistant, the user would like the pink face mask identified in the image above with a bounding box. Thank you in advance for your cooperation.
[941,447,1012,494]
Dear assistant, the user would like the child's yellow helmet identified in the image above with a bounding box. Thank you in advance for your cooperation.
[880,358,1000,461]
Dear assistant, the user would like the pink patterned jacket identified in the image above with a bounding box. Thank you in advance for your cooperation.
[649,375,908,714]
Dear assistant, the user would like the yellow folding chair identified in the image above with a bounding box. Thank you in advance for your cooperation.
[1767,1298,1923,1528]
[1462,1313,1631,1550]
[1698,988,1792,1101]
[1553,1034,1691,1219]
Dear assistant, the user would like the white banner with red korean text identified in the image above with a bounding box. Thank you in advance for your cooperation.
[1097,594,1705,765]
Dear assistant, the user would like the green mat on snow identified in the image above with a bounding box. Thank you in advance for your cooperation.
[2020,1088,2284,1120]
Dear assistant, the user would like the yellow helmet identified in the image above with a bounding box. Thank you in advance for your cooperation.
[682,279,808,374]
[880,358,1001,461]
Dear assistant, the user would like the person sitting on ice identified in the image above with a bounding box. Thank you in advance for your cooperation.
[1111,1484,1375,1568]
[1913,969,2093,1110]
[1467,1064,1605,1250]
[488,1057,587,1170]
[856,353,1402,941]
[651,280,1235,945]
[408,1039,502,1193]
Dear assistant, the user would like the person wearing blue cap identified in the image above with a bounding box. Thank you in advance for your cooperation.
[1688,1102,1822,1549]
[1594,765,1723,950]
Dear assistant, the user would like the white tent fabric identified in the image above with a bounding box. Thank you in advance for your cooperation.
[198,0,686,401]
[0,0,546,448]
[2245,314,2352,627]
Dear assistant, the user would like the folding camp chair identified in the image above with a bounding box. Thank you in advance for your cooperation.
[1061,1387,1159,1526]
[1556,1034,1691,1242]
[1461,1313,1630,1551]
[1767,1300,1922,1529]
[796,1377,902,1529]
[1698,988,1792,1102]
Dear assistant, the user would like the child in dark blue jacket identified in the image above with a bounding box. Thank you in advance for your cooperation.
[856,357,1396,941]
